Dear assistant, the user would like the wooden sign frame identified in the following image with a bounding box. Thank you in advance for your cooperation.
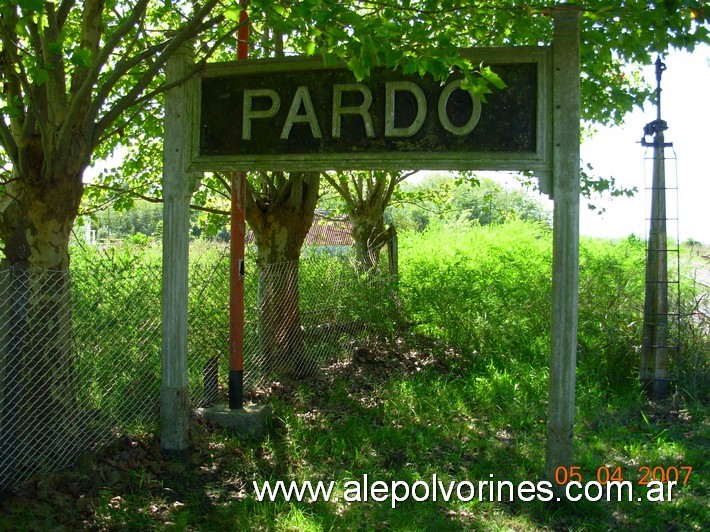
[163,7,582,491]
[190,47,552,185]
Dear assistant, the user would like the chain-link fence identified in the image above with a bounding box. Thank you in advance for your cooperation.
[187,245,399,403]
[0,247,398,489]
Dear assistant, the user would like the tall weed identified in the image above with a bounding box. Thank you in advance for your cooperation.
[576,236,645,391]
[399,222,707,398]
[400,220,552,365]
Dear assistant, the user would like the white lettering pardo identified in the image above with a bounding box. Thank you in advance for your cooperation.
[332,84,374,138]
[242,79,481,141]
[242,89,280,140]
[281,86,322,139]
[385,81,427,137]
[438,79,481,136]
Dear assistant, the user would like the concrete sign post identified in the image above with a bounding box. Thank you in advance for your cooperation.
[162,8,581,479]
[161,43,201,453]
[546,6,582,487]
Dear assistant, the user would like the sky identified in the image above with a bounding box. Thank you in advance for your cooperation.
[578,44,710,244]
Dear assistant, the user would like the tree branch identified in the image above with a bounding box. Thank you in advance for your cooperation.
[85,183,229,216]
[0,120,18,167]
[189,203,230,216]
[244,176,263,228]
[56,0,77,29]
[354,172,364,203]
[384,171,408,206]
[89,40,168,125]
[210,172,232,197]
[396,170,417,184]
[0,10,31,153]
[58,0,149,156]
[41,3,69,127]
[0,20,50,173]
[201,180,230,201]
[91,11,241,135]
[323,172,350,206]
[91,2,225,143]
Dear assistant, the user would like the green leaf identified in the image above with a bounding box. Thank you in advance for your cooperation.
[70,47,93,68]
[322,53,342,68]
[1,102,22,119]
[346,57,368,81]
[30,66,49,86]
[401,61,419,75]
[426,58,449,80]
[480,66,507,90]
[17,0,43,13]
[224,8,241,22]
[304,40,316,56]
[48,40,64,56]
[461,76,492,103]
[383,49,403,67]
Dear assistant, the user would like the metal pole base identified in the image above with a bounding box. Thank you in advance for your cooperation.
[229,369,244,410]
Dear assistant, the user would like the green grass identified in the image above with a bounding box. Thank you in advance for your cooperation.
[36,339,700,531]
[3,221,707,530]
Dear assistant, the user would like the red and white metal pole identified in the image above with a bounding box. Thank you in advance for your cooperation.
[229,5,249,409]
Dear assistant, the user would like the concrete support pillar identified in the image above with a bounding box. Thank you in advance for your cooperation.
[161,43,200,452]
[546,6,582,486]
[641,131,670,398]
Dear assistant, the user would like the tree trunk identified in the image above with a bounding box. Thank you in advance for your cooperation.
[0,170,83,477]
[245,172,320,379]
[324,171,400,272]
[349,211,389,272]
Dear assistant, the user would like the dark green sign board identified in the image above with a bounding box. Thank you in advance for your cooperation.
[192,47,551,173]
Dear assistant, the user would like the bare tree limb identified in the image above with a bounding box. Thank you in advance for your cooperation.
[0,121,18,167]
[0,21,51,174]
[89,40,169,125]
[91,11,242,134]
[56,0,77,29]
[41,3,70,128]
[85,183,229,216]
[244,176,263,227]
[210,172,232,197]
[92,1,225,142]
[352,172,364,204]
[57,0,150,156]
[201,180,231,201]
[189,203,230,216]
[323,172,351,206]
[384,171,406,206]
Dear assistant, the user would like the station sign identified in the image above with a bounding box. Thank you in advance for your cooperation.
[192,47,551,173]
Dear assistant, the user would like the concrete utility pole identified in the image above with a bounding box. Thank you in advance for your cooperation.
[640,57,673,399]
[545,5,581,487]
[161,42,200,453]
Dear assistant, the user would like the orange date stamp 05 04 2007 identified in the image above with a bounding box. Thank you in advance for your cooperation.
[553,465,694,487]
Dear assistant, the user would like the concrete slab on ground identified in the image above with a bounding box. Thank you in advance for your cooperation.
[196,403,272,440]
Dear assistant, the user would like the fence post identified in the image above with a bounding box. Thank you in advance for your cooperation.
[0,260,12,486]
[387,225,399,281]
[161,41,199,453]
[546,6,581,489]
[0,258,29,487]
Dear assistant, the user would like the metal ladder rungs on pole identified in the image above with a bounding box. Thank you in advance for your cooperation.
[639,55,681,400]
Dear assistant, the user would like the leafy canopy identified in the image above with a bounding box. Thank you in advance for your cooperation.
[247,0,708,123]
[0,0,241,187]
[64,1,710,229]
